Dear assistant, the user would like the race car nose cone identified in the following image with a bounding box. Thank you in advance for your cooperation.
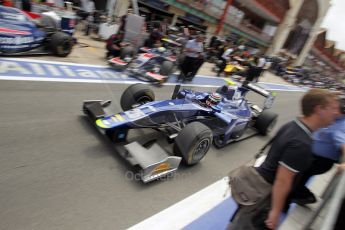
[96,119,110,129]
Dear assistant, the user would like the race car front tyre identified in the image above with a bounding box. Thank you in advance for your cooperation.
[174,122,213,165]
[159,61,174,76]
[254,111,278,136]
[120,83,155,111]
[50,32,73,57]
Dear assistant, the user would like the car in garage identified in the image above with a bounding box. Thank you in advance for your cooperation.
[108,38,182,84]
[0,5,73,57]
[109,48,175,84]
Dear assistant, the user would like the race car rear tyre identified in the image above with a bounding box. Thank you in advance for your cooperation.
[50,32,73,57]
[159,61,174,76]
[174,122,213,166]
[254,110,278,136]
[120,83,155,111]
[120,46,134,59]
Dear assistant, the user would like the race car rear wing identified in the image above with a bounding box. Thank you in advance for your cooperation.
[243,82,270,97]
[241,82,276,110]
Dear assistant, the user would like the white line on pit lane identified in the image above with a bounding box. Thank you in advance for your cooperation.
[0,57,110,68]
[0,58,306,91]
[0,76,223,88]
[128,177,230,230]
[0,75,308,92]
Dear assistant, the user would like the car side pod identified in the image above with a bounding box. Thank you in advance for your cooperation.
[124,142,181,183]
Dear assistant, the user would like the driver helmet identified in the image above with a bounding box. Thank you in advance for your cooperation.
[206,92,222,107]
[157,47,166,53]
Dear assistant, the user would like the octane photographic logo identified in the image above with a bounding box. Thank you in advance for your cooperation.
[124,170,194,182]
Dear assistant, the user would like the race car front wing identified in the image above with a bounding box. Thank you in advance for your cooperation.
[82,100,182,183]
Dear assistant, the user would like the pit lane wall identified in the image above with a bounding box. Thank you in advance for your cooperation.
[128,177,235,230]
[0,58,306,93]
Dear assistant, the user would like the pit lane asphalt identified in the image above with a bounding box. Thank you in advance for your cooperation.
[0,80,303,230]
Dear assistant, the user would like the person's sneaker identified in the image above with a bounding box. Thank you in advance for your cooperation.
[291,188,317,205]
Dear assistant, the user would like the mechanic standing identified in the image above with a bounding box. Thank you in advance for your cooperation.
[243,55,266,84]
[143,23,162,48]
[217,43,234,77]
[82,0,95,36]
[178,34,205,81]
[105,31,128,58]
[228,89,340,230]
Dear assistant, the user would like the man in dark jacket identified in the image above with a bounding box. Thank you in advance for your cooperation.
[106,31,128,58]
[144,24,162,48]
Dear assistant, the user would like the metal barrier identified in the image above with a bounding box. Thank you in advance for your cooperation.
[320,169,345,230]
[302,169,345,230]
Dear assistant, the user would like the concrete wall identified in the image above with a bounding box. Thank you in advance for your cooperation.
[113,0,130,17]
[267,0,331,66]
[266,0,304,55]
[295,0,331,65]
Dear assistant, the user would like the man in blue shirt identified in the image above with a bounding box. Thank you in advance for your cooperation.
[178,34,205,81]
[290,97,345,205]
[313,109,345,164]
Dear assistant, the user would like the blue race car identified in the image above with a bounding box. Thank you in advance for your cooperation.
[83,82,278,183]
[0,5,73,57]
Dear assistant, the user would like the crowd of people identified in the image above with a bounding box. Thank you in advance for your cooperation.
[269,56,345,93]
[205,35,271,85]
